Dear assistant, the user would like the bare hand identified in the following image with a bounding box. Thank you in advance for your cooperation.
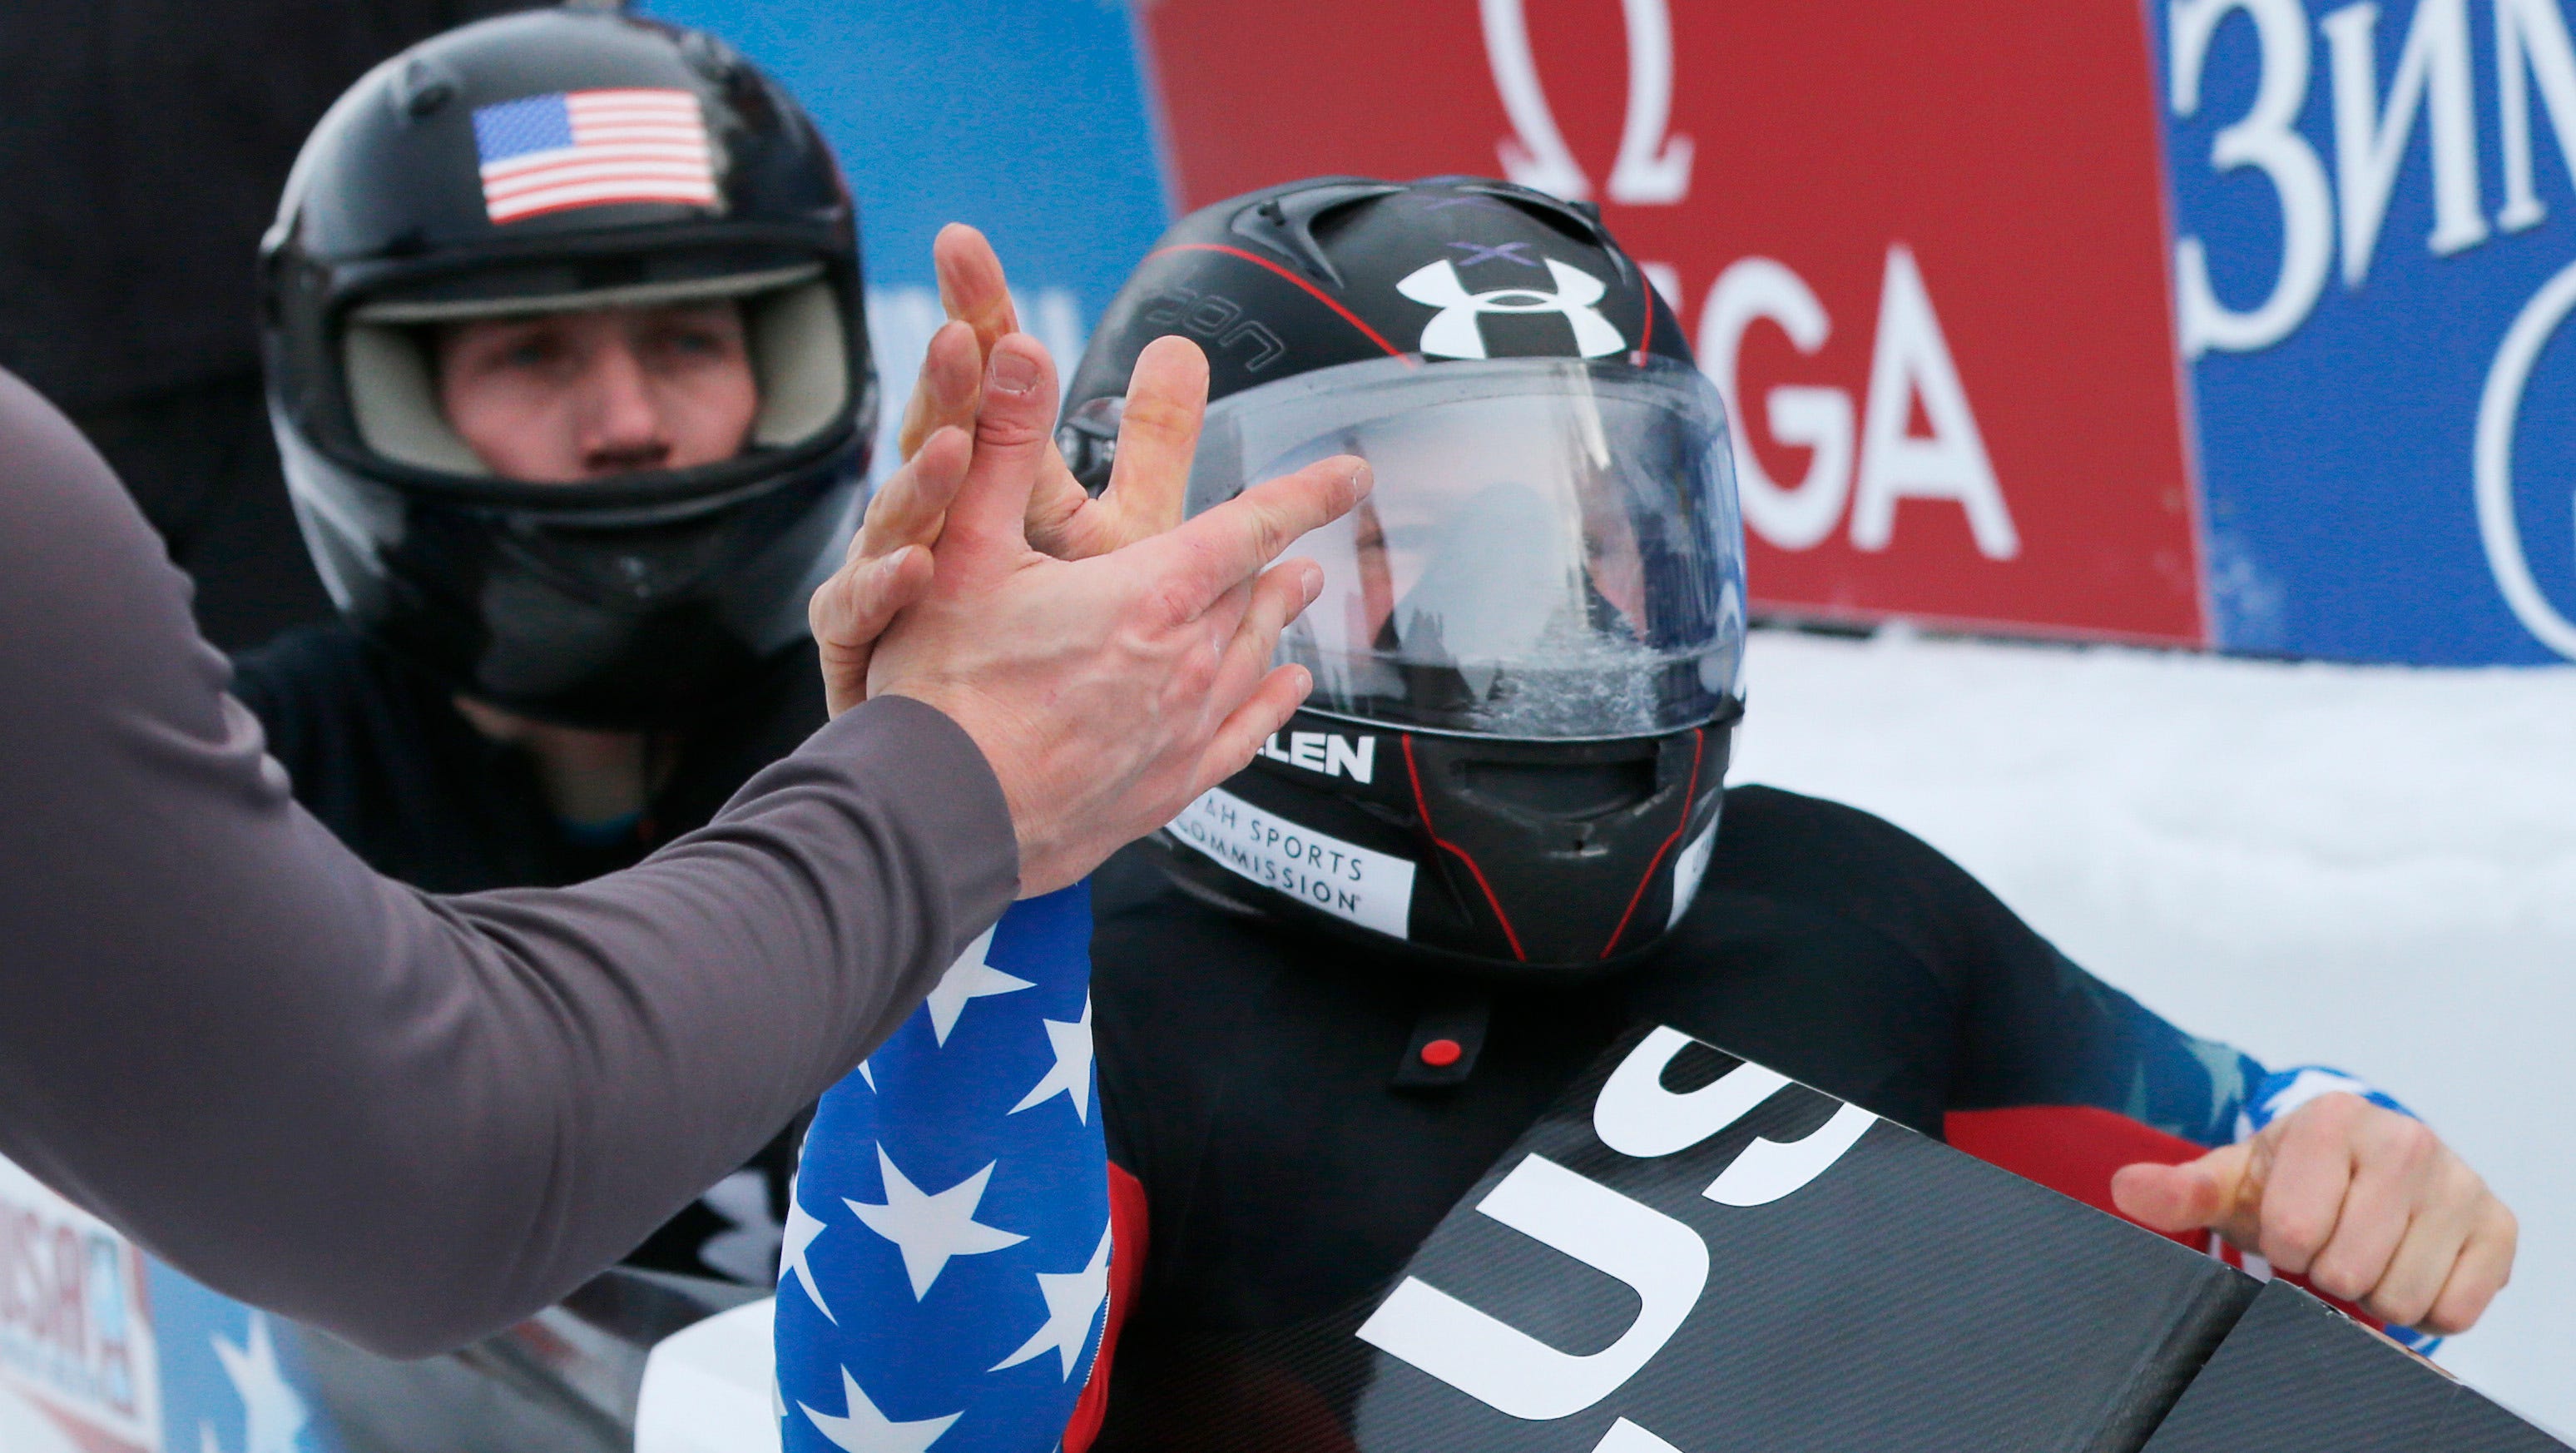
[808,428,968,717]
[2111,1092,2515,1334]
[811,227,1221,715]
[865,332,1369,896]
[898,223,1195,560]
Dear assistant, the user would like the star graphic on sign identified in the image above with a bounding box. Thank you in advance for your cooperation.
[1008,995,1095,1123]
[780,1178,837,1323]
[846,1146,1026,1298]
[993,1223,1112,1381]
[922,926,1033,1045]
[800,1366,959,1453]
[211,1312,308,1453]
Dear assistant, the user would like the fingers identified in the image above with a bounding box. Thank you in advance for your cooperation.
[1098,335,1211,541]
[2110,1149,2243,1235]
[2359,1204,2469,1330]
[895,320,984,462]
[1177,560,1324,803]
[943,334,1059,550]
[2303,1112,2440,1305]
[1025,333,1202,562]
[934,222,1019,350]
[1189,664,1316,801]
[2240,1096,2519,1336]
[2252,1096,2360,1277]
[860,425,972,559]
[2422,1200,2517,1334]
[1137,457,1370,625]
[845,547,934,638]
[810,544,934,718]
[1210,558,1324,707]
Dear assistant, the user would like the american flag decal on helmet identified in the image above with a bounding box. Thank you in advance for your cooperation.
[470,88,717,224]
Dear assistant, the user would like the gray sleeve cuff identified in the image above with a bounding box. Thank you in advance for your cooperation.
[819,693,1018,936]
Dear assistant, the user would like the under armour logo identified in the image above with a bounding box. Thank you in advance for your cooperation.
[1396,257,1627,360]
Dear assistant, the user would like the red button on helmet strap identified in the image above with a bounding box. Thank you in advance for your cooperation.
[1391,994,1493,1091]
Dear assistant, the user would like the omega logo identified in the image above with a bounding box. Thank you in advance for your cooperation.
[1479,0,1694,205]
[1700,247,2021,562]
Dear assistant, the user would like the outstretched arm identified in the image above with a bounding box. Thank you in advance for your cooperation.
[0,370,1018,1356]
[0,352,1364,1356]
[1918,821,2512,1337]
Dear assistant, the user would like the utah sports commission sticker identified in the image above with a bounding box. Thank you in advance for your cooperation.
[1167,787,1416,939]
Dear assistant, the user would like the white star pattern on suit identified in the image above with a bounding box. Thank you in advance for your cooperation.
[1009,996,1095,1123]
[777,885,1105,1453]
[800,1366,959,1453]
[846,1147,1027,1298]
[992,1225,1113,1380]
[781,1180,837,1324]
[923,926,1033,1045]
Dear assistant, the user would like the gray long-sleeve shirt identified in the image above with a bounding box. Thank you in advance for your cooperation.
[0,369,1017,1356]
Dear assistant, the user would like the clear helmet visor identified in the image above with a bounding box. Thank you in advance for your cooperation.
[1186,354,1746,739]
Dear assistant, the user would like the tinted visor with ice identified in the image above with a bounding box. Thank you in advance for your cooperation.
[1186,355,1746,740]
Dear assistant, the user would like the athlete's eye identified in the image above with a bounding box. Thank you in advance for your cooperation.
[496,333,563,371]
[1380,521,1442,555]
[641,305,744,367]
[665,326,726,357]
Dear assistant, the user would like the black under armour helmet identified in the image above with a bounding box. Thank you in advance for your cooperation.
[260,9,873,727]
[1067,176,1747,975]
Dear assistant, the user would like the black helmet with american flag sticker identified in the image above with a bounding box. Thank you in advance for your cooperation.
[260,7,872,728]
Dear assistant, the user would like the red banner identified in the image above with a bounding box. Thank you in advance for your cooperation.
[1141,0,2208,644]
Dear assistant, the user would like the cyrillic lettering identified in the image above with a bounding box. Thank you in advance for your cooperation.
[2171,0,2336,355]
[2321,0,2487,285]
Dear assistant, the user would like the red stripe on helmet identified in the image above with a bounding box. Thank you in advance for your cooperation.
[1147,243,1406,359]
[1401,732,1527,962]
[1600,727,1706,958]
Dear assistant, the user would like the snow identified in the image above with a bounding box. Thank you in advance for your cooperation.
[1726,625,2576,1430]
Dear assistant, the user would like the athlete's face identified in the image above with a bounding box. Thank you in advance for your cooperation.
[435,302,757,484]
[1327,421,1652,652]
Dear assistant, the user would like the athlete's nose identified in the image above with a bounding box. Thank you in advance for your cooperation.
[576,338,671,477]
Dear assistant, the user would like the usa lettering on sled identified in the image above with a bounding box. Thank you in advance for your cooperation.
[1147,1024,2562,1453]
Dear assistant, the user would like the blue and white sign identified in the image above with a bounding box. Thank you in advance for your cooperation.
[2159,0,2576,662]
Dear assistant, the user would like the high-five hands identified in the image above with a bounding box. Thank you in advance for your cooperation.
[809,228,1367,896]
[893,223,1183,559]
[808,225,1226,716]
[2112,1092,2515,1336]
